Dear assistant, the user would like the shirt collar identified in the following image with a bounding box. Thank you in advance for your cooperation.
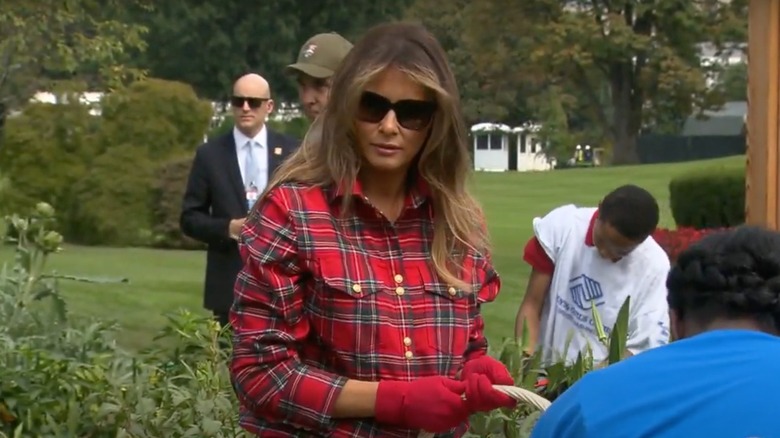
[233,125,267,149]
[327,175,431,210]
[585,209,599,247]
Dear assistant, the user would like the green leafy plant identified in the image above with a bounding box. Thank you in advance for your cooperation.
[0,203,247,437]
[0,202,636,438]
[465,297,632,437]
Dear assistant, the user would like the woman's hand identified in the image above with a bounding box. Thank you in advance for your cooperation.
[375,376,470,433]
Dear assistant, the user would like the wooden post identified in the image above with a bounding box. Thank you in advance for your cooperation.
[746,0,780,230]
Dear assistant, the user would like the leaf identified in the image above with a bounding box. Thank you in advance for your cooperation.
[590,303,608,345]
[41,274,130,284]
[200,418,222,436]
[96,402,120,418]
[608,295,631,364]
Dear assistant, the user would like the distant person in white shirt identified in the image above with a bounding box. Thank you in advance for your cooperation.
[515,184,671,366]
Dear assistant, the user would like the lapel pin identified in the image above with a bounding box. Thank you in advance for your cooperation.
[274,147,282,156]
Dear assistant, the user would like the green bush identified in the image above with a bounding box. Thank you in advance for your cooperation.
[669,164,745,229]
[0,77,216,246]
[69,146,156,245]
[65,77,214,246]
[267,116,308,140]
[99,78,213,160]
[150,156,205,250]
[207,115,234,140]
[209,115,309,141]
[0,203,246,437]
[0,97,98,222]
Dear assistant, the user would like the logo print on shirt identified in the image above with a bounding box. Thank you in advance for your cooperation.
[568,274,605,311]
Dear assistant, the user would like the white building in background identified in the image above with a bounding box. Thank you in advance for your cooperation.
[471,122,512,171]
[471,122,555,172]
[29,91,104,116]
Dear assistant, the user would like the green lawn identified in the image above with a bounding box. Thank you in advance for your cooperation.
[0,155,744,350]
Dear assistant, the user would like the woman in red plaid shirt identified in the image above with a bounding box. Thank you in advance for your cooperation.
[230,21,515,437]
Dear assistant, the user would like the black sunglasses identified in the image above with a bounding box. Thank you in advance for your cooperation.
[231,96,269,109]
[357,91,437,131]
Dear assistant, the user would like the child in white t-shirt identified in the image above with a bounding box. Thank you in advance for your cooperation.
[515,184,671,365]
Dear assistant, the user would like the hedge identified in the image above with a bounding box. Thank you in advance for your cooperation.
[150,155,205,250]
[0,101,98,224]
[669,164,745,229]
[1,78,214,246]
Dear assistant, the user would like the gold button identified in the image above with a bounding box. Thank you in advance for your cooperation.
[352,284,362,294]
[394,274,404,284]
[404,350,413,359]
[395,286,405,296]
[403,337,412,346]
[448,286,457,296]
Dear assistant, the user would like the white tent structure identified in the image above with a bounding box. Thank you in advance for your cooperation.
[512,123,555,171]
[471,122,512,171]
[470,122,555,172]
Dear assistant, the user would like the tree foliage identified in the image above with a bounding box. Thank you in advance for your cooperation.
[98,78,213,159]
[463,0,748,164]
[132,0,411,102]
[0,0,150,120]
[0,82,99,223]
[404,0,534,126]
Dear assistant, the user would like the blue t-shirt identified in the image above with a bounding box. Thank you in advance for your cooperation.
[531,329,780,438]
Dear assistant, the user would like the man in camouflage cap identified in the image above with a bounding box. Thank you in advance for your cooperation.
[285,32,353,121]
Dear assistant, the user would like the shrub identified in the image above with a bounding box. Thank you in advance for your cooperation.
[653,226,726,264]
[210,115,309,141]
[150,155,205,250]
[0,96,98,221]
[669,164,745,229]
[0,203,246,437]
[208,115,234,140]
[61,77,214,246]
[267,116,308,140]
[69,146,156,245]
[99,78,213,160]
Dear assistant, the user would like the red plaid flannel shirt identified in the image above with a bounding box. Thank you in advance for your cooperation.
[230,179,501,437]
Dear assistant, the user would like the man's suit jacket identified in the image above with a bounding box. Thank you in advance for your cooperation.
[180,129,299,314]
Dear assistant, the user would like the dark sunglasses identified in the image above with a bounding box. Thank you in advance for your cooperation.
[357,91,437,131]
[231,96,269,109]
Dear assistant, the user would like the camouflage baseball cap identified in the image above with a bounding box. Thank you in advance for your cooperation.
[285,32,353,79]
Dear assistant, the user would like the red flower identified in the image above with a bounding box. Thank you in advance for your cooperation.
[652,226,727,263]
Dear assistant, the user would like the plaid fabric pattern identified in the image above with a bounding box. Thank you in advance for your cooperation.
[230,179,501,437]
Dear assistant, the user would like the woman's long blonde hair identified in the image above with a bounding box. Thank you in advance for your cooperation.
[263,22,490,292]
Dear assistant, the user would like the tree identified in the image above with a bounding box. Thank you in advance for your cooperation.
[133,0,411,103]
[130,1,301,102]
[404,0,535,126]
[465,0,748,164]
[719,62,747,102]
[0,1,149,130]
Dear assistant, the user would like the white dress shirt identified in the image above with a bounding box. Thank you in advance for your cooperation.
[233,125,269,193]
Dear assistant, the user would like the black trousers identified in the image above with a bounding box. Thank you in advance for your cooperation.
[213,310,230,328]
[213,311,232,351]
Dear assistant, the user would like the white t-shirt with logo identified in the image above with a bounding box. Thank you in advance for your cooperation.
[533,204,671,365]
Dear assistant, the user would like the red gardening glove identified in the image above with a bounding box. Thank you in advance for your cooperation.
[375,376,470,433]
[463,373,517,413]
[461,355,515,386]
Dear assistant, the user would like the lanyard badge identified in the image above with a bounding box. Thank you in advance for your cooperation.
[246,184,259,211]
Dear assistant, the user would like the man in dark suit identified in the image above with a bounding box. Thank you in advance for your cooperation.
[180,73,298,328]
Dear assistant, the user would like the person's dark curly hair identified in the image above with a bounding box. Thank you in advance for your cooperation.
[599,184,660,241]
[667,225,780,334]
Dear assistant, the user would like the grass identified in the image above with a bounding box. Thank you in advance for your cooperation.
[0,155,744,350]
